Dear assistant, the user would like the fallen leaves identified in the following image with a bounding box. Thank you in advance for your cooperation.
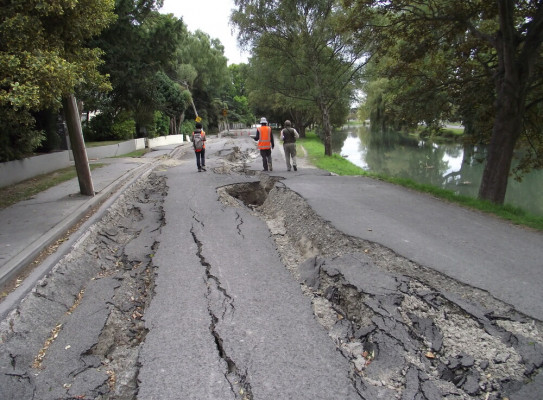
[33,323,63,369]
[33,289,85,368]
[67,289,85,315]
[132,309,143,320]
[425,351,436,359]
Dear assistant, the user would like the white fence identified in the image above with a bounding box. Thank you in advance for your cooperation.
[0,135,185,188]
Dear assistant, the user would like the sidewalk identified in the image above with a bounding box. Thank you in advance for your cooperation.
[0,143,184,312]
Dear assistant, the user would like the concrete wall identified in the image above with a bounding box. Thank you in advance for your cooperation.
[146,134,184,148]
[84,138,146,160]
[0,151,73,188]
[0,135,180,188]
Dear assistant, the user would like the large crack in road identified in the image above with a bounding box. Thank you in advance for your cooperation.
[1,143,542,399]
[218,173,543,399]
[0,172,166,399]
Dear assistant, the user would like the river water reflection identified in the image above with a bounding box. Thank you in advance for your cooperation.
[335,125,543,216]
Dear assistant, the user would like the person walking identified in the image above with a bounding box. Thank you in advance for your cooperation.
[253,117,274,171]
[280,120,299,171]
[191,122,207,172]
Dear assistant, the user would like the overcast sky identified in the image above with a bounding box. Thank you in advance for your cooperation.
[159,0,250,65]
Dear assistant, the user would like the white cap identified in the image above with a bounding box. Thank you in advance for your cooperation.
[260,117,268,124]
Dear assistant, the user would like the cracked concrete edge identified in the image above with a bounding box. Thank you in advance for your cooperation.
[0,159,160,322]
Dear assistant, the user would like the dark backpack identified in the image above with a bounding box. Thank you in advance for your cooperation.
[284,127,296,143]
[193,132,204,151]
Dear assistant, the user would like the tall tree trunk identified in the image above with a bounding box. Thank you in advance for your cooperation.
[62,94,94,196]
[478,110,521,203]
[169,117,175,135]
[292,117,304,137]
[178,111,185,135]
[321,103,332,156]
[478,0,540,204]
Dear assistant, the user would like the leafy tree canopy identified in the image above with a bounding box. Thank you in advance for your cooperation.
[341,0,543,203]
[0,0,116,111]
[0,0,116,161]
[232,0,365,154]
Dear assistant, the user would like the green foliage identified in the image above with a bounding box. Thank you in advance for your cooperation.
[342,0,543,203]
[35,109,62,153]
[177,30,229,128]
[232,0,364,154]
[0,107,44,161]
[111,116,136,140]
[93,7,187,135]
[0,0,116,160]
[154,111,170,137]
[86,111,134,141]
[181,120,199,137]
[224,64,254,125]
[154,71,191,118]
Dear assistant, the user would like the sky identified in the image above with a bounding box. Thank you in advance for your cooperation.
[159,0,250,65]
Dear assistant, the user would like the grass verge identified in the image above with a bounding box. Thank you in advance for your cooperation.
[114,149,149,158]
[300,132,543,231]
[85,140,125,148]
[0,164,104,209]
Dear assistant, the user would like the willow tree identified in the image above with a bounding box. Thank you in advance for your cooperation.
[342,0,543,205]
[232,0,366,155]
[175,30,230,128]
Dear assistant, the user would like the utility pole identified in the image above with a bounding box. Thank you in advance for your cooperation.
[62,94,94,196]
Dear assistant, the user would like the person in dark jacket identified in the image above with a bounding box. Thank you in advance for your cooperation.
[280,120,299,171]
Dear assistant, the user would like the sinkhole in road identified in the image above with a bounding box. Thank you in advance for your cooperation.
[224,181,268,207]
[222,177,279,208]
[219,179,543,400]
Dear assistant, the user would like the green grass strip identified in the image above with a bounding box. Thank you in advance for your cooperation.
[0,164,104,209]
[85,140,125,148]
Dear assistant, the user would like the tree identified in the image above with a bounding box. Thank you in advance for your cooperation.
[226,63,255,126]
[177,30,230,129]
[342,0,543,204]
[93,2,185,136]
[232,0,365,155]
[0,0,116,162]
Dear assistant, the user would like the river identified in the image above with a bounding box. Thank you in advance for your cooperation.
[334,125,543,216]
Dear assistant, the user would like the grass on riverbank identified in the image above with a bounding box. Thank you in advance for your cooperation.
[300,132,543,231]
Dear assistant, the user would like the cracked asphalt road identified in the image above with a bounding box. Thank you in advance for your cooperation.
[138,141,359,399]
[1,133,542,399]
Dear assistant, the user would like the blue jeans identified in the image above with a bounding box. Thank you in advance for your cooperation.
[195,149,205,169]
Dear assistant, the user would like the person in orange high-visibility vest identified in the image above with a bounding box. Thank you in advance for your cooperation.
[253,117,275,171]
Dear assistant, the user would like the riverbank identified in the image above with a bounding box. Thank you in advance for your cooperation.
[300,131,543,231]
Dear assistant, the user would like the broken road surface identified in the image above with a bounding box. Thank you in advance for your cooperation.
[1,133,542,399]
[137,150,358,399]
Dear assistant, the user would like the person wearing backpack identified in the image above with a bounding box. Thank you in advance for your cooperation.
[253,117,274,171]
[191,122,207,172]
[280,120,299,171]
